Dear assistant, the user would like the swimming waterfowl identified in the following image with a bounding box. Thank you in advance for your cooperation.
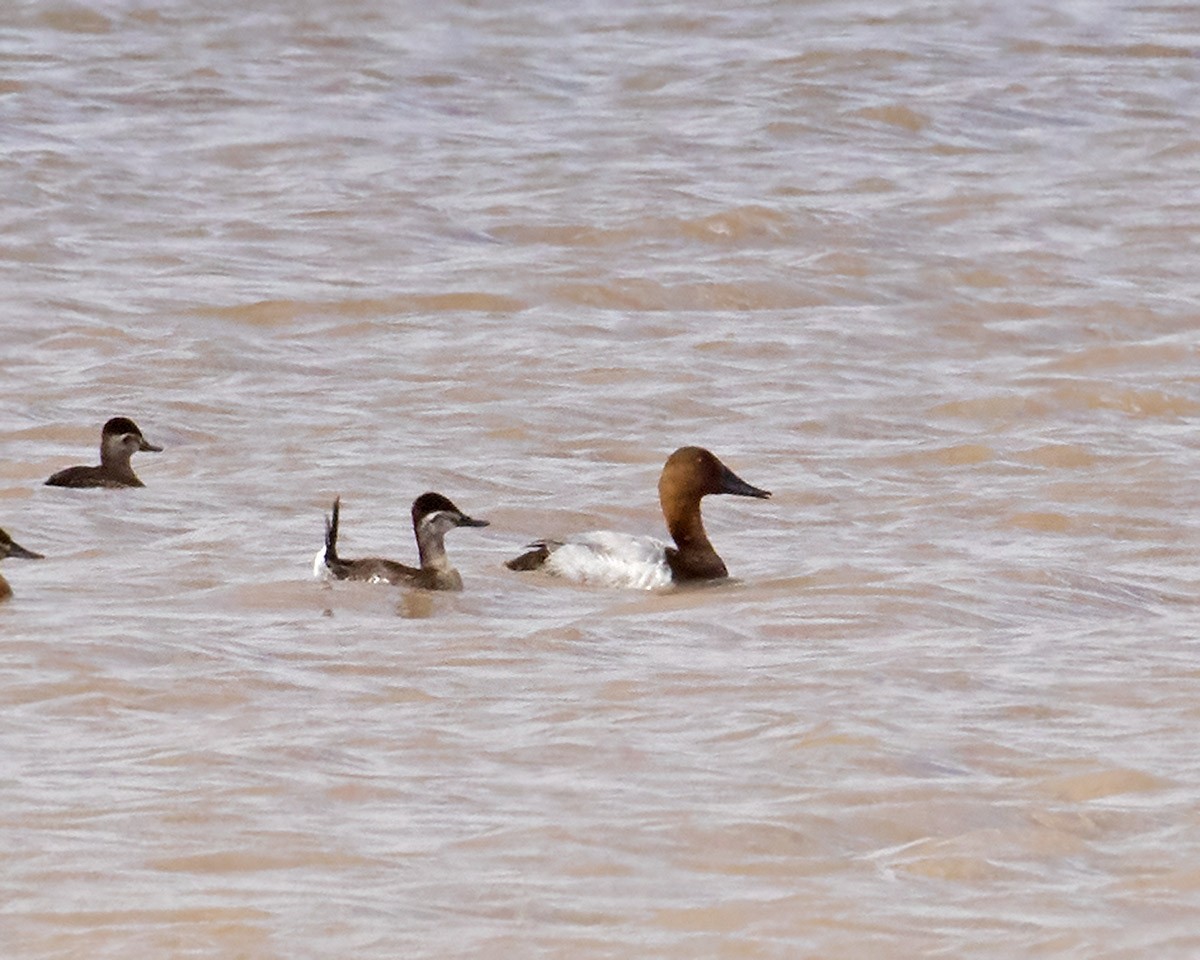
[45,417,162,488]
[314,493,489,591]
[506,446,771,589]
[0,527,44,602]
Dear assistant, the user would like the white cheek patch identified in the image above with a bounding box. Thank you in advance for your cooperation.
[418,511,457,534]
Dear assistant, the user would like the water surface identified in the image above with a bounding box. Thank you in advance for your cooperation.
[2,1,1199,957]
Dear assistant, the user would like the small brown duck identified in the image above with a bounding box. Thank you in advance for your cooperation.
[45,417,162,488]
[0,527,44,602]
[314,493,489,591]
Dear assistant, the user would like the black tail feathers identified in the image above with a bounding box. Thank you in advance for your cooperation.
[324,497,341,565]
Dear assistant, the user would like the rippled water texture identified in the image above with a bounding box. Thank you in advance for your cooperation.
[3,1,1199,957]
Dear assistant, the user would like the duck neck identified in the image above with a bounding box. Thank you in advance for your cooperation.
[99,446,138,483]
[414,530,463,590]
[665,502,713,555]
[663,493,727,580]
[415,529,452,572]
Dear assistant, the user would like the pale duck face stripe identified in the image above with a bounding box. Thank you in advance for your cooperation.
[418,510,458,532]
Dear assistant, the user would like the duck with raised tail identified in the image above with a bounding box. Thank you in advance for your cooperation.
[315,493,489,591]
[506,446,771,589]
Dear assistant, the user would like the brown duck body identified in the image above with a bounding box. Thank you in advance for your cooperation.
[45,464,144,489]
[505,446,771,589]
[45,417,162,489]
[317,493,488,592]
[324,555,459,591]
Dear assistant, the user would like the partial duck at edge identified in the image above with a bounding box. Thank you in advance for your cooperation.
[0,527,44,603]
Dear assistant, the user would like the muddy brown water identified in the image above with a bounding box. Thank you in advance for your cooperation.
[2,2,1198,957]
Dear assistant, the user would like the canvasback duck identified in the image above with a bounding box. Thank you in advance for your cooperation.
[0,527,44,602]
[314,492,489,591]
[506,446,771,589]
[45,417,162,488]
